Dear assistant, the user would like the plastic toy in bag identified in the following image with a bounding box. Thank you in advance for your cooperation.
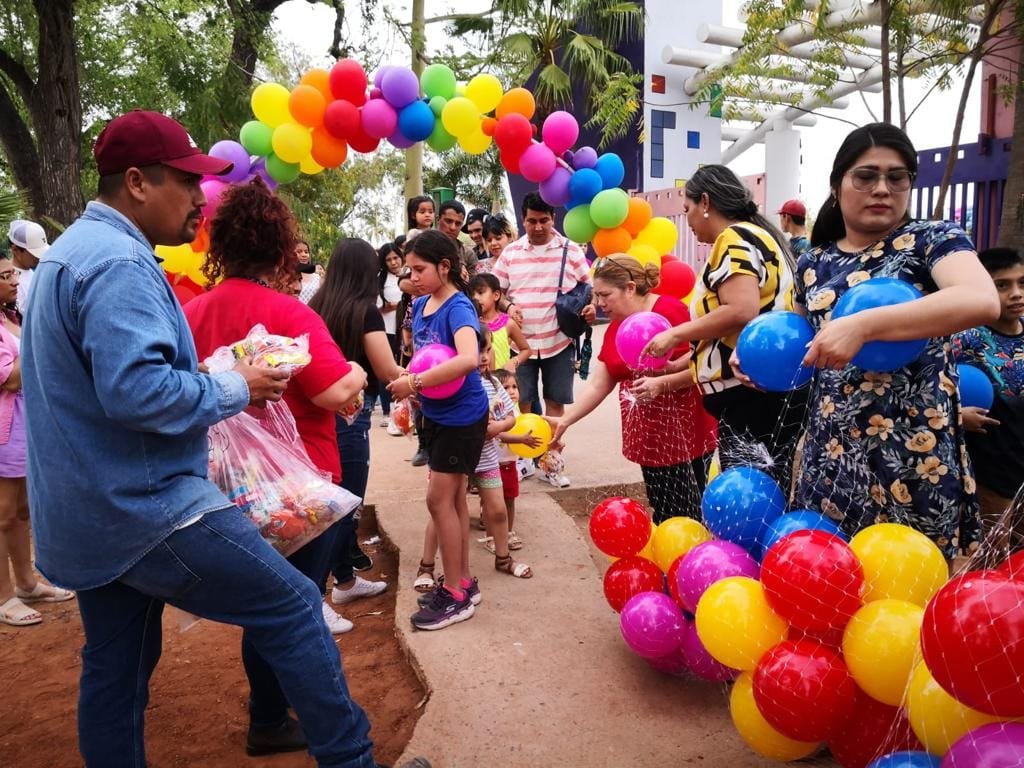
[204,323,311,376]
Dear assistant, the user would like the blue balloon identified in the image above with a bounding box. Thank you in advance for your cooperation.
[594,152,625,189]
[866,751,940,768]
[397,100,436,142]
[736,311,815,391]
[831,278,928,371]
[568,168,602,205]
[958,363,994,410]
[759,510,848,553]
[701,467,786,553]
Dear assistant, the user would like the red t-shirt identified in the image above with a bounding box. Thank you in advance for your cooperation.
[598,294,717,466]
[185,278,352,482]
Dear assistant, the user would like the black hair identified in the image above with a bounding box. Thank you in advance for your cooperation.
[521,191,554,218]
[979,247,1024,274]
[377,240,402,302]
[685,164,794,269]
[405,228,468,293]
[788,214,806,227]
[97,164,165,199]
[309,237,379,361]
[0,252,22,326]
[811,122,918,247]
[438,199,466,218]
[483,213,514,239]
[469,272,501,295]
[493,369,514,387]
[406,195,434,230]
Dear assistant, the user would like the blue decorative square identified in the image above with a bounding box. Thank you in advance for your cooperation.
[687,130,700,149]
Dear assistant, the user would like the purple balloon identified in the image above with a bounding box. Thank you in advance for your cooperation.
[248,157,277,190]
[620,591,685,660]
[208,140,251,183]
[573,146,598,169]
[408,343,464,399]
[646,646,689,676]
[372,66,394,89]
[679,618,739,682]
[381,67,421,109]
[675,540,760,613]
[361,99,398,139]
[387,129,416,149]
[942,723,1024,767]
[615,311,672,371]
[539,166,572,208]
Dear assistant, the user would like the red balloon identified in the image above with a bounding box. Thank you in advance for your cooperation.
[827,689,923,768]
[603,556,664,613]
[589,497,650,558]
[165,273,202,306]
[665,555,686,609]
[347,120,380,154]
[761,529,864,632]
[920,569,1024,717]
[1000,549,1024,580]
[658,260,697,299]
[500,149,521,175]
[787,624,845,651]
[329,58,368,104]
[753,639,857,742]
[494,114,533,153]
[323,100,361,141]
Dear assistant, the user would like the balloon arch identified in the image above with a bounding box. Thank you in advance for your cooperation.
[156,58,689,303]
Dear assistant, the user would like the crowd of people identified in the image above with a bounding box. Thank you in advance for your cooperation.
[4,107,1022,768]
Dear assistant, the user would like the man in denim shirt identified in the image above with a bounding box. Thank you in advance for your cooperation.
[20,111,382,768]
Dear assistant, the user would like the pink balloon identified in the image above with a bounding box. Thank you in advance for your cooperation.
[620,591,686,660]
[674,540,760,613]
[646,646,690,676]
[200,179,229,219]
[408,343,465,399]
[518,143,557,183]
[542,111,580,155]
[361,99,398,139]
[615,311,672,371]
[679,618,740,681]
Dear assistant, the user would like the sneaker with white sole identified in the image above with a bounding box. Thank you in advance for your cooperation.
[385,418,404,436]
[332,575,388,605]
[517,457,535,479]
[321,602,354,634]
[410,586,474,631]
[539,471,570,488]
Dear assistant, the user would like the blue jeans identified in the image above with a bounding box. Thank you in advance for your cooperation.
[75,508,374,768]
[330,407,372,586]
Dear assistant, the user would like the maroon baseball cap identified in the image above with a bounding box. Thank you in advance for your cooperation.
[777,199,807,217]
[94,110,233,176]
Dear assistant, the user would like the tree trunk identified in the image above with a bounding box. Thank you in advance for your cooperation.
[0,85,44,218]
[998,52,1024,250]
[404,0,426,201]
[930,51,984,219]
[880,0,892,124]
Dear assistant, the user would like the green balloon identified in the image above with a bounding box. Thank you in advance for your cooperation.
[265,153,301,184]
[426,121,456,152]
[589,188,629,229]
[428,95,448,118]
[421,63,457,100]
[239,120,273,157]
[563,205,599,244]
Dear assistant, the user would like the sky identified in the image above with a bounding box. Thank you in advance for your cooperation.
[272,0,980,222]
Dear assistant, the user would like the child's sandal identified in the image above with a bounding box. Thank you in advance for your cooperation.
[508,531,523,551]
[495,554,532,579]
[413,561,436,593]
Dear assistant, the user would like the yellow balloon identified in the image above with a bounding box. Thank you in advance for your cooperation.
[905,660,1004,755]
[696,577,789,670]
[299,155,324,175]
[707,454,721,483]
[185,260,208,287]
[638,522,658,563]
[842,599,923,706]
[465,73,503,113]
[850,523,948,606]
[508,413,551,459]
[251,82,293,128]
[441,96,480,138]
[636,217,679,255]
[272,122,313,164]
[155,244,199,275]
[651,517,713,572]
[457,129,492,155]
[626,243,660,266]
[730,672,821,761]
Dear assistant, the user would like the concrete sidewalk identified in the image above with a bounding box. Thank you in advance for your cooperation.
[371,324,780,768]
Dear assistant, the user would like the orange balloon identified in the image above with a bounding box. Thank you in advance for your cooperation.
[289,84,327,127]
[300,68,333,101]
[189,222,209,254]
[481,116,498,137]
[622,197,653,237]
[495,87,536,120]
[591,227,633,258]
[310,126,349,168]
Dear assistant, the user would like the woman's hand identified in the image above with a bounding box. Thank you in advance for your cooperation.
[508,305,524,325]
[641,328,678,361]
[962,406,1000,434]
[802,315,867,370]
[388,375,414,400]
[631,376,664,402]
[728,350,762,391]
[545,416,567,449]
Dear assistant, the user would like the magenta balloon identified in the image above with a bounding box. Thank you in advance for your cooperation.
[519,143,557,183]
[942,723,1024,767]
[646,646,690,676]
[615,311,672,371]
[574,146,598,169]
[620,591,686,660]
[368,87,383,100]
[408,343,465,399]
[361,99,398,139]
[208,140,251,183]
[675,540,760,613]
[542,110,580,155]
[381,67,421,109]
[679,618,740,681]
[539,166,572,208]
[199,179,229,219]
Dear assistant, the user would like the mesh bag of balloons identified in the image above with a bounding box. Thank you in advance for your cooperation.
[587,465,1024,767]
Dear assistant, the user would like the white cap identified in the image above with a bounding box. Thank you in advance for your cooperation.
[7,219,49,258]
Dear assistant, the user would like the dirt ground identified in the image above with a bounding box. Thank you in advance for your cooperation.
[0,508,424,768]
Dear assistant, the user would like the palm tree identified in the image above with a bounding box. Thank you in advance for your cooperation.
[422,147,509,213]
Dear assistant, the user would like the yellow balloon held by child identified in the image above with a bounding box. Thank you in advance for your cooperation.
[508,413,551,459]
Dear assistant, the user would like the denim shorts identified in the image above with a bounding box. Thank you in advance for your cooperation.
[516,343,575,406]
[420,413,488,475]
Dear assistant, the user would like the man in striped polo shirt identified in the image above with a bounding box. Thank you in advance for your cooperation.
[492,192,595,487]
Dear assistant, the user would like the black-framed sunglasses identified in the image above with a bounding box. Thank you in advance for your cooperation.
[847,167,915,192]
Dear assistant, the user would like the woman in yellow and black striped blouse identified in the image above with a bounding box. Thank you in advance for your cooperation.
[644,165,808,472]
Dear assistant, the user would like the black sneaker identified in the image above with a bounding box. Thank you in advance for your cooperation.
[417,577,444,608]
[245,715,307,756]
[410,448,429,467]
[410,585,474,630]
[349,541,373,572]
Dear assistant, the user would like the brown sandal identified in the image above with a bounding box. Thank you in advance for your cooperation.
[413,561,436,593]
[495,554,532,579]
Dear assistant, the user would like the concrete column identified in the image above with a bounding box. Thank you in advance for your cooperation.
[763,122,802,217]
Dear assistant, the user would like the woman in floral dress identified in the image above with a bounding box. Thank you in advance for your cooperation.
[796,123,999,556]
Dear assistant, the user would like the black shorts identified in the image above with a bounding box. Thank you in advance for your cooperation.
[419,412,488,475]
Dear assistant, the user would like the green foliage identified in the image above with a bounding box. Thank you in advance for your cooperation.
[421,146,508,213]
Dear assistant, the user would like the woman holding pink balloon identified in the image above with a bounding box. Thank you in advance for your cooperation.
[549,255,717,522]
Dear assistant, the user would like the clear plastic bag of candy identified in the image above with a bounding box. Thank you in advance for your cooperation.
[207,408,358,557]
[204,323,311,376]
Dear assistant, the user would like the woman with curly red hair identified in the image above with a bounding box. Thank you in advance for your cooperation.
[183,179,368,755]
